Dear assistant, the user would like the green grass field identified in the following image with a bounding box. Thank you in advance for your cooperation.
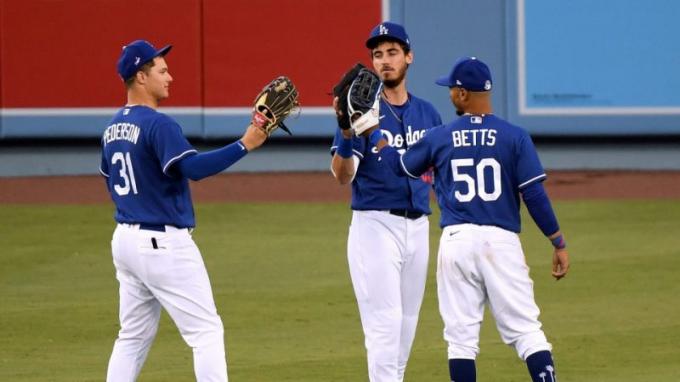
[1,200,679,381]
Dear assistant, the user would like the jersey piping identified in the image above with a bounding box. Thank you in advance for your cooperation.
[519,173,547,189]
[162,149,198,175]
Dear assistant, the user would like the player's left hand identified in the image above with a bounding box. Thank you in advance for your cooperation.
[241,124,268,151]
[332,63,366,131]
[551,248,569,280]
[347,68,382,136]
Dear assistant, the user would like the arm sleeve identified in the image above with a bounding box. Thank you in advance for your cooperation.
[176,141,249,181]
[379,137,432,179]
[521,181,560,237]
[398,129,435,178]
[516,132,546,189]
[377,125,437,179]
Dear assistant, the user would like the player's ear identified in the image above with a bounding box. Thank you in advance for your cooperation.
[135,70,146,85]
[459,88,468,101]
[405,51,413,65]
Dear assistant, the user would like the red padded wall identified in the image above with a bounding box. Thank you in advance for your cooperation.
[0,0,380,108]
[202,0,380,106]
[1,0,201,107]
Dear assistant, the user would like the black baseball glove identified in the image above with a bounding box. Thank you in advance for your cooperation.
[252,76,299,136]
[347,68,382,135]
[332,63,366,130]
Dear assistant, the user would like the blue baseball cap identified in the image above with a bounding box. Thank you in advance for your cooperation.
[366,21,410,50]
[116,40,172,81]
[435,57,493,91]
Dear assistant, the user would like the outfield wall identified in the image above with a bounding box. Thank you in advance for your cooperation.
[0,0,379,139]
[1,0,679,140]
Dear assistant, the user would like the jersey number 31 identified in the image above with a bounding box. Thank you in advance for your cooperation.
[451,158,501,202]
[112,151,139,196]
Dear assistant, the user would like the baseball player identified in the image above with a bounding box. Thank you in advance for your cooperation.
[100,39,267,382]
[363,57,570,382]
[330,22,442,382]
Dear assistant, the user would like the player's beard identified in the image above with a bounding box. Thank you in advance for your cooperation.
[456,109,464,116]
[380,65,408,89]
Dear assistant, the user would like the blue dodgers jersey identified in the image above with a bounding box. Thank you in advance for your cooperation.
[400,114,546,232]
[331,94,442,214]
[99,105,198,228]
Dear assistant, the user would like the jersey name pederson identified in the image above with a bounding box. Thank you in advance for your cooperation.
[103,123,141,146]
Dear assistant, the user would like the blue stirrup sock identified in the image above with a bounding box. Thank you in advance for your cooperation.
[526,350,557,382]
[448,359,476,382]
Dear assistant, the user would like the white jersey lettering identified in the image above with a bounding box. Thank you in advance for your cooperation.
[103,123,141,146]
[372,126,428,154]
[452,129,497,148]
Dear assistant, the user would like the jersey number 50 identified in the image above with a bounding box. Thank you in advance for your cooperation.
[112,151,138,196]
[451,158,501,202]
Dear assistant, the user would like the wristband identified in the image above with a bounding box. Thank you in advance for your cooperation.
[369,129,383,147]
[550,234,566,249]
[336,136,354,158]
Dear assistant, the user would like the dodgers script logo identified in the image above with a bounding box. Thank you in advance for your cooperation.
[371,125,427,154]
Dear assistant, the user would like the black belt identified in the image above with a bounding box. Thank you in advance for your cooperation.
[389,209,424,220]
[139,223,167,232]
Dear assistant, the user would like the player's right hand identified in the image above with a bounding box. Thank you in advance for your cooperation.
[552,248,569,280]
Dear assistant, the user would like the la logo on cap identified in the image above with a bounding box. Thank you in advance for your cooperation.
[484,80,492,90]
[379,24,389,35]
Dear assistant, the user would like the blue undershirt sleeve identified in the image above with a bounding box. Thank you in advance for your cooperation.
[176,141,248,181]
[521,181,560,237]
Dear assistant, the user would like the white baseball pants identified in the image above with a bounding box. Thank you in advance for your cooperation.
[436,223,552,361]
[347,210,429,382]
[107,223,227,382]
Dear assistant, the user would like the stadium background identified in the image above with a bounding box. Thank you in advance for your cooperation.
[2,0,680,175]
